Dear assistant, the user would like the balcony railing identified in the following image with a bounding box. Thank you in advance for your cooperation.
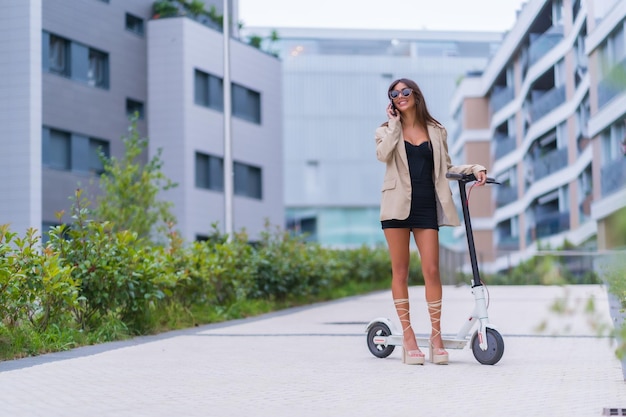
[494,134,517,159]
[527,211,571,242]
[495,184,518,207]
[536,211,570,239]
[496,235,520,251]
[529,85,566,122]
[529,27,564,66]
[490,86,515,113]
[597,57,626,109]
[532,147,568,180]
[600,157,626,197]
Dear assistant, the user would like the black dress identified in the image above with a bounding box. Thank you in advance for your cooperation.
[381,141,439,231]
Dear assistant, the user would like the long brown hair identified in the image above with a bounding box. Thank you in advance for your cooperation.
[388,78,441,127]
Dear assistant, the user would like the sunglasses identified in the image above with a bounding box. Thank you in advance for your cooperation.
[389,88,413,100]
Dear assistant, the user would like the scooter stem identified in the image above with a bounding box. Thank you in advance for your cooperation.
[472,285,490,350]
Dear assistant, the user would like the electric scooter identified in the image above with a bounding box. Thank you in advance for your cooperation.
[365,173,505,365]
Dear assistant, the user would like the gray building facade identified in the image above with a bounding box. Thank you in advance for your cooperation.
[1,0,283,242]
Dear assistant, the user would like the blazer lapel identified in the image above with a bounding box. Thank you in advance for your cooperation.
[428,124,441,181]
[398,131,409,170]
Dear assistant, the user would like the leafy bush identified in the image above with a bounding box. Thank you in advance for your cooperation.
[47,190,174,333]
[0,225,78,332]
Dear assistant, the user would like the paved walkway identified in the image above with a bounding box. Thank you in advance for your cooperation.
[0,284,624,417]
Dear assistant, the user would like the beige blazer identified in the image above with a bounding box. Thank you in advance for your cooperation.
[375,119,486,227]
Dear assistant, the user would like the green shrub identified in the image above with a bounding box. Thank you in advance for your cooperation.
[0,225,78,332]
[48,190,173,333]
[174,231,254,308]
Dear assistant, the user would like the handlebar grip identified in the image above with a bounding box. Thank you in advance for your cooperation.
[445,172,499,184]
[445,173,464,180]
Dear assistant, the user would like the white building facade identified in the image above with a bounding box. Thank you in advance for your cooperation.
[450,0,626,272]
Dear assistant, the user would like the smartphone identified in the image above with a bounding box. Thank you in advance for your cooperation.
[390,101,397,116]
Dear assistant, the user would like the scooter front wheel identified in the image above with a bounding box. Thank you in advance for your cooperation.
[471,328,504,365]
[366,322,395,358]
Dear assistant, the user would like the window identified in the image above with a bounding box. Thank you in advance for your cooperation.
[89,138,110,174]
[49,34,70,76]
[195,152,224,191]
[232,83,261,124]
[601,121,625,161]
[88,48,108,88]
[194,69,223,110]
[43,126,110,174]
[234,162,262,199]
[125,13,144,35]
[44,31,109,90]
[45,129,71,170]
[126,98,145,119]
[599,22,626,74]
[194,70,262,123]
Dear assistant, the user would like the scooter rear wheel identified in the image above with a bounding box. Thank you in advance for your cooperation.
[471,328,504,365]
[366,322,395,358]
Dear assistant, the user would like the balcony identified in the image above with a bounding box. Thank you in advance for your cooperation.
[527,211,571,242]
[529,85,566,122]
[532,147,568,180]
[496,235,520,251]
[529,27,564,66]
[536,211,570,239]
[494,134,517,159]
[600,157,626,197]
[495,184,518,207]
[490,86,515,113]
[597,57,626,109]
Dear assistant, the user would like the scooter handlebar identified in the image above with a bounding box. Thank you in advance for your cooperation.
[445,172,499,184]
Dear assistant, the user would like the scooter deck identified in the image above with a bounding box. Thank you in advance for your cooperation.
[375,334,469,350]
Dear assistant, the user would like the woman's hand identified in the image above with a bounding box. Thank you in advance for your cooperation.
[476,170,487,186]
[386,103,399,121]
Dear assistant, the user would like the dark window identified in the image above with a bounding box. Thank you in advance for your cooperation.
[88,48,109,88]
[126,98,145,119]
[125,13,144,35]
[195,152,224,191]
[44,31,109,90]
[46,129,71,170]
[49,34,70,76]
[194,69,223,110]
[232,83,261,124]
[234,162,262,199]
[89,138,109,174]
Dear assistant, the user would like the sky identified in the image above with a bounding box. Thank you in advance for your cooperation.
[238,0,529,33]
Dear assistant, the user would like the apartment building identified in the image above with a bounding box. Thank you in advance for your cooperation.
[0,0,282,242]
[450,0,626,271]
[243,27,503,247]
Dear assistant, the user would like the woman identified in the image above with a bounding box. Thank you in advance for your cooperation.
[375,78,487,365]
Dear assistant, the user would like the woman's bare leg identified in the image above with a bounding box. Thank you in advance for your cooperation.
[384,228,423,357]
[413,228,447,355]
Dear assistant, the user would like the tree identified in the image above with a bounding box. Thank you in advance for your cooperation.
[93,115,177,243]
